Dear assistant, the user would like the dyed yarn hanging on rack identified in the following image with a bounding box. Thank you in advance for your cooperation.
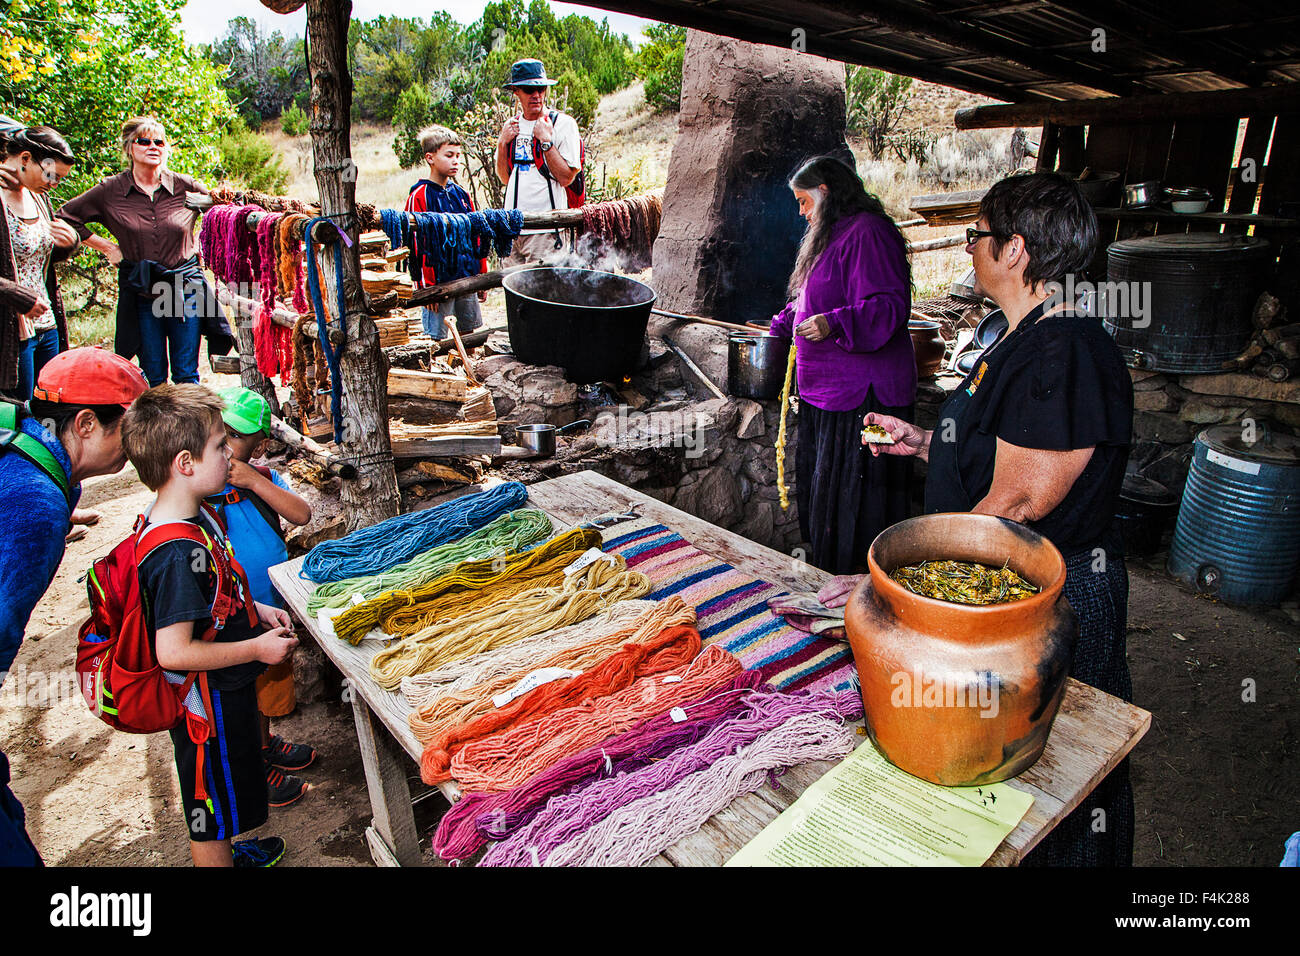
[431,669,764,862]
[304,215,347,443]
[307,508,553,616]
[581,194,662,269]
[446,643,744,792]
[199,203,262,285]
[486,693,858,867]
[420,621,701,784]
[379,207,409,255]
[301,481,527,583]
[333,526,599,644]
[277,213,310,314]
[401,600,656,711]
[403,208,524,283]
[252,213,294,384]
[407,597,695,743]
[368,559,651,691]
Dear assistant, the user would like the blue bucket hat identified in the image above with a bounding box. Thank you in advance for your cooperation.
[504,59,558,89]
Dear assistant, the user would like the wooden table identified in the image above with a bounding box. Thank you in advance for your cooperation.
[269,470,1151,867]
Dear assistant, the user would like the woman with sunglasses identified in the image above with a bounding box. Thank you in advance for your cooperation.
[825,171,1135,867]
[0,122,79,403]
[767,155,916,575]
[56,116,228,387]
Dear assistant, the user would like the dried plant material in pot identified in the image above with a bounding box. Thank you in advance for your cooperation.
[861,424,896,445]
[889,559,1039,606]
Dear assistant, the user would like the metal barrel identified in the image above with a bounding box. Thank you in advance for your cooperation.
[1167,426,1300,606]
[1103,234,1272,374]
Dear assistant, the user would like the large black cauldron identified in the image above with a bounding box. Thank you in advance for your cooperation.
[503,267,656,383]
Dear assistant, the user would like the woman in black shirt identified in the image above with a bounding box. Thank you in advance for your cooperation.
[830,172,1135,866]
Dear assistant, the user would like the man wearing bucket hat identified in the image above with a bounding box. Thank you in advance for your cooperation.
[0,346,148,865]
[495,58,583,264]
[207,387,316,809]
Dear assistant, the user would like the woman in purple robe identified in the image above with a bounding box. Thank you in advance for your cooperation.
[768,156,917,573]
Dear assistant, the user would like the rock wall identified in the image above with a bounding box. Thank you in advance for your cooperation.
[652,31,852,326]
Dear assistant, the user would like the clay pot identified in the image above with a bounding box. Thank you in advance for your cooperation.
[844,513,1078,786]
[908,318,946,379]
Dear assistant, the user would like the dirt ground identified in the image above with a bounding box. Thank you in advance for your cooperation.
[2,351,1296,866]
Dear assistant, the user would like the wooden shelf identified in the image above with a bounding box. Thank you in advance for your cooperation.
[1092,207,1300,228]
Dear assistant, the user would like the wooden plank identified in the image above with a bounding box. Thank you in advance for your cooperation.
[387,368,470,402]
[390,436,503,459]
[365,825,402,867]
[352,693,423,867]
[1226,115,1276,215]
[955,84,1300,130]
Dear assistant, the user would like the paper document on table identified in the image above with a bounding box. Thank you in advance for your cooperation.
[726,739,1033,867]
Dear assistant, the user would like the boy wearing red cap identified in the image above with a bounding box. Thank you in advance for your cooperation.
[0,346,148,866]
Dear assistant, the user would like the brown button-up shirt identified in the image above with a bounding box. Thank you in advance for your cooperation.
[58,169,208,267]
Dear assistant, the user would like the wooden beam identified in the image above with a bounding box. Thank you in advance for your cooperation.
[956,83,1300,129]
[270,415,358,480]
[306,0,400,527]
[390,436,502,459]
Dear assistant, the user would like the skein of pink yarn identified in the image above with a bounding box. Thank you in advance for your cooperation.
[431,670,766,862]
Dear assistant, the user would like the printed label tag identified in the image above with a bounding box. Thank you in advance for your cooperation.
[492,667,583,708]
[662,675,683,683]
[670,707,687,723]
[1207,448,1261,476]
[563,547,609,576]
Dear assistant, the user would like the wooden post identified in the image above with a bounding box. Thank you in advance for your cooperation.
[306,0,399,529]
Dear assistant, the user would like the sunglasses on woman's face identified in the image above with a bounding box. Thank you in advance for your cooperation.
[966,227,996,244]
[134,138,166,147]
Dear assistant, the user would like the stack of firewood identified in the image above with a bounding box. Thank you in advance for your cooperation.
[1225,292,1300,382]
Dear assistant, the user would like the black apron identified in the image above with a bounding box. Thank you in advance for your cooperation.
[115,255,232,361]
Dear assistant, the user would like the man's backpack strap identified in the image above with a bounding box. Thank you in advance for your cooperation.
[0,402,73,509]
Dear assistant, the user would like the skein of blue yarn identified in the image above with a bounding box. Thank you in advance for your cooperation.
[300,481,529,583]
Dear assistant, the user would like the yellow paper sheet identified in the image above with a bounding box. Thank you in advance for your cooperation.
[726,739,1033,867]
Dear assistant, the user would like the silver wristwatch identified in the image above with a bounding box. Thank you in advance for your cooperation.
[537,140,554,152]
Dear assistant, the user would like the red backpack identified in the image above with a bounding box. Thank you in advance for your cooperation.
[76,502,258,803]
[511,109,586,209]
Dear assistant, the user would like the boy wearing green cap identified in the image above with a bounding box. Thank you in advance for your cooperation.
[209,387,317,809]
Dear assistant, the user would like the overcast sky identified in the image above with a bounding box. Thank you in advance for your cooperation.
[179,1,660,45]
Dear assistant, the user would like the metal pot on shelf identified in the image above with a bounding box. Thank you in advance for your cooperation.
[727,331,790,400]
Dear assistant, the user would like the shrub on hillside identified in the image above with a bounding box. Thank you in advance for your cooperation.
[638,24,684,113]
[216,117,290,192]
[280,103,309,136]
[847,67,913,159]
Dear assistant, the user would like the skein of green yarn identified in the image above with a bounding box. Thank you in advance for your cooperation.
[306,509,554,615]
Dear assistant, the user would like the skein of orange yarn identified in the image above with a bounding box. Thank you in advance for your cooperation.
[408,597,697,745]
[442,644,744,791]
[420,622,701,783]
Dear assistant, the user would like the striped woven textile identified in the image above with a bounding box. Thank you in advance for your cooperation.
[601,521,855,694]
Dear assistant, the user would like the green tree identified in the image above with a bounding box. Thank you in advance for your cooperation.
[846,66,913,159]
[216,116,289,192]
[207,17,307,126]
[1,0,236,199]
[280,103,309,136]
[637,23,685,113]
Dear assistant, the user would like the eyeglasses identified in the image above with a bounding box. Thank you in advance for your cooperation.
[134,138,166,147]
[966,227,996,245]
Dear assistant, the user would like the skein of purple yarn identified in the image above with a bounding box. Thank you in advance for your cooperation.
[481,686,863,867]
[431,670,766,862]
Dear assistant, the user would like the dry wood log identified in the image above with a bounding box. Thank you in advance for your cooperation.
[210,354,241,374]
[1275,338,1300,361]
[663,334,726,401]
[1224,333,1268,370]
[387,368,470,401]
[390,436,502,458]
[1253,291,1284,330]
[406,265,538,307]
[271,415,358,479]
[909,189,987,226]
[460,386,496,422]
[358,231,389,255]
[1261,322,1300,346]
[390,419,500,439]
